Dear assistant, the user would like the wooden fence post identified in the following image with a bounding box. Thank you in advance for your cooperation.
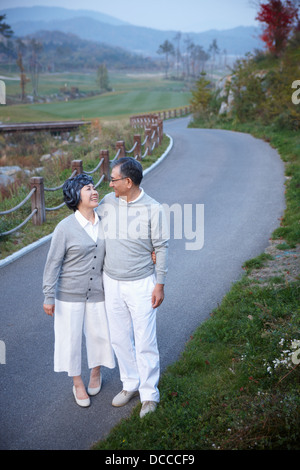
[145,128,152,155]
[133,135,141,160]
[100,150,110,181]
[71,160,83,175]
[116,141,125,159]
[30,177,46,226]
[151,124,158,149]
[158,119,163,144]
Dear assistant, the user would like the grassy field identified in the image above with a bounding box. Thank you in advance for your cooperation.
[0,70,191,122]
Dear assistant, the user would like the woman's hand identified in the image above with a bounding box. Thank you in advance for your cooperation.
[151,251,156,264]
[43,304,55,317]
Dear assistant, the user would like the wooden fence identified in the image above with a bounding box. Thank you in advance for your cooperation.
[0,113,168,236]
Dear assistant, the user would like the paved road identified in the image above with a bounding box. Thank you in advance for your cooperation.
[0,117,285,450]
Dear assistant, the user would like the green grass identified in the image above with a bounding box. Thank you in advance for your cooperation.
[0,70,191,122]
[25,90,191,120]
[0,90,191,122]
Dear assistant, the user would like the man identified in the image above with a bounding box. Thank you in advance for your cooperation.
[98,157,169,418]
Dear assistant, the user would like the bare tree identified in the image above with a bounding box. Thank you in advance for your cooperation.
[192,45,210,75]
[208,38,220,80]
[16,39,30,101]
[157,40,175,78]
[29,39,43,100]
[173,31,182,79]
[183,36,193,78]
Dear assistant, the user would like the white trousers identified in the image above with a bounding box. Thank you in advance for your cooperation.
[103,272,160,403]
[54,299,115,377]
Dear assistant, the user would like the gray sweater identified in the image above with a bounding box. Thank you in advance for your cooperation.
[43,213,105,305]
[97,191,169,284]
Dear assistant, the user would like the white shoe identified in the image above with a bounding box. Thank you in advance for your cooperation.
[73,386,90,407]
[140,401,157,418]
[88,373,102,396]
[112,390,139,407]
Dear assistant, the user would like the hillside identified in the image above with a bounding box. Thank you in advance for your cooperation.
[18,30,156,71]
[1,6,262,57]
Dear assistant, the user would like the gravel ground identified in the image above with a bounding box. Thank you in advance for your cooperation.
[248,239,300,287]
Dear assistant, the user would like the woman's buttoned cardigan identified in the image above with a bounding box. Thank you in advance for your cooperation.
[43,213,105,305]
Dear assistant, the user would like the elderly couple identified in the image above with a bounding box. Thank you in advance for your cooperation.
[43,157,169,418]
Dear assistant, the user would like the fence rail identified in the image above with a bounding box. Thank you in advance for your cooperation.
[0,120,91,134]
[0,110,178,237]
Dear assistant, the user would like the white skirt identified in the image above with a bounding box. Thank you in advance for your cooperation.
[54,299,115,377]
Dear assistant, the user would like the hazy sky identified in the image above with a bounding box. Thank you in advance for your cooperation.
[0,0,259,32]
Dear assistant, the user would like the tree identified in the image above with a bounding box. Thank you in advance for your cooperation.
[256,0,299,56]
[208,39,219,80]
[190,73,212,117]
[0,14,13,38]
[173,32,182,79]
[97,64,110,92]
[157,40,174,78]
[29,39,43,99]
[16,39,30,101]
[183,36,193,78]
[191,45,209,75]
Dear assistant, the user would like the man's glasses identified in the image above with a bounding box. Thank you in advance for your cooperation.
[110,177,127,183]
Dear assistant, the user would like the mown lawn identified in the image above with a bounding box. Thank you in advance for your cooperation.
[0,70,191,122]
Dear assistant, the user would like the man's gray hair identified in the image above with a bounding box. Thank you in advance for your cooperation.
[113,157,143,186]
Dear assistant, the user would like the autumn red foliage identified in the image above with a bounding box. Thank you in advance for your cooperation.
[256,0,299,55]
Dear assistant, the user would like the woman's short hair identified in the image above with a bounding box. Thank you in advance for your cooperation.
[63,174,94,211]
[113,157,143,186]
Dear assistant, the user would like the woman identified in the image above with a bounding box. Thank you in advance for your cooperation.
[43,174,115,407]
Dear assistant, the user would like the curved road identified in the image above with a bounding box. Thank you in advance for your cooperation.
[0,117,285,450]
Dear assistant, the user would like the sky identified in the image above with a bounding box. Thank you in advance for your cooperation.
[0,0,259,32]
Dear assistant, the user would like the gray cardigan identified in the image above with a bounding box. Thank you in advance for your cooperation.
[97,191,169,284]
[43,213,105,305]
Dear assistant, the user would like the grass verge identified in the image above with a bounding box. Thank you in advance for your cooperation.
[92,118,300,451]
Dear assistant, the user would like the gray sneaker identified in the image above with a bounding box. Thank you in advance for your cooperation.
[112,390,139,407]
[140,401,157,418]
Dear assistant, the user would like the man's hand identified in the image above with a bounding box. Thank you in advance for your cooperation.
[43,304,55,317]
[152,284,164,308]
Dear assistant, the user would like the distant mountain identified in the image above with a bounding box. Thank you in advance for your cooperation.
[0,6,129,27]
[1,6,262,57]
